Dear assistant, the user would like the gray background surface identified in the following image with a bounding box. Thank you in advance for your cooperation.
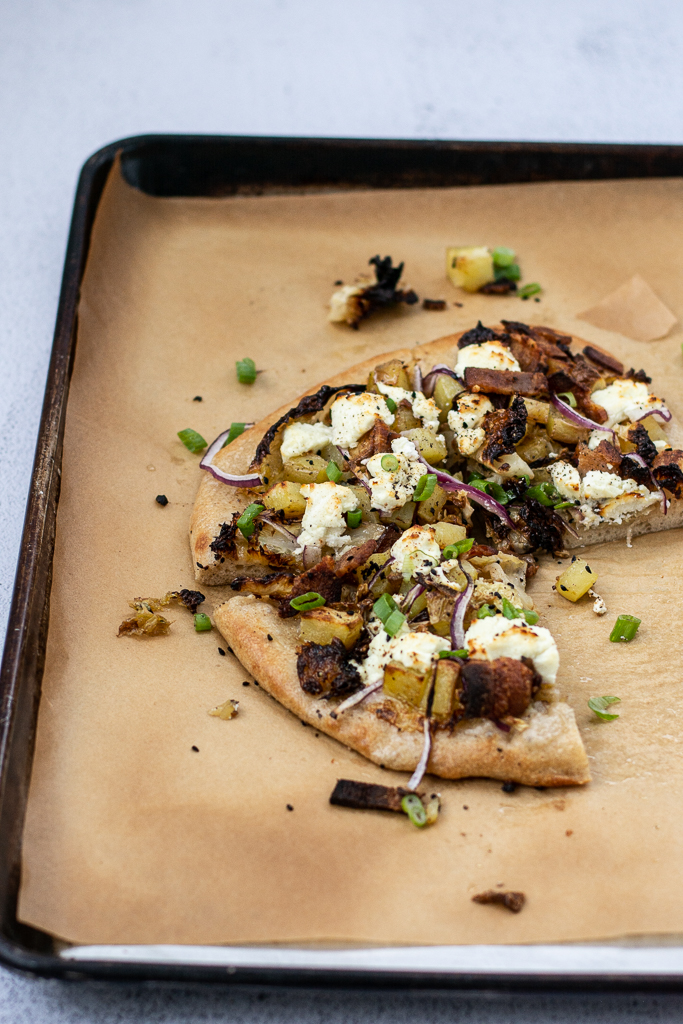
[2,1,683,1018]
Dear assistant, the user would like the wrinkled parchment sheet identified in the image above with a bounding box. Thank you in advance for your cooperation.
[18,161,683,947]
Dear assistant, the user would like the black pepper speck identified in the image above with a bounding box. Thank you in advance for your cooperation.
[218,648,226,656]
[242,681,250,687]
[286,804,294,811]
[191,746,199,752]
[193,396,203,402]
[155,494,169,506]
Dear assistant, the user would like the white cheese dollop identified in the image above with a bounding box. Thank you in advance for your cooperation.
[448,392,494,456]
[454,341,520,379]
[464,613,559,686]
[296,481,358,553]
[363,436,425,512]
[587,429,614,450]
[550,462,660,524]
[280,421,333,461]
[592,379,668,429]
[375,381,440,432]
[328,284,364,323]
[390,524,441,575]
[330,392,394,449]
[549,461,581,500]
[358,627,449,688]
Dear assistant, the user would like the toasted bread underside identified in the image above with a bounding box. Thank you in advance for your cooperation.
[213,595,591,788]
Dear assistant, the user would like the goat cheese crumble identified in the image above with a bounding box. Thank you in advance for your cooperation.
[390,524,441,574]
[592,379,668,429]
[448,393,494,456]
[550,461,660,525]
[363,437,424,512]
[358,627,449,688]
[454,340,520,379]
[464,613,559,687]
[375,381,440,432]
[296,481,358,553]
[280,421,333,460]
[330,392,394,449]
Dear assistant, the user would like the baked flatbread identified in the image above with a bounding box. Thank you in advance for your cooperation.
[189,322,682,788]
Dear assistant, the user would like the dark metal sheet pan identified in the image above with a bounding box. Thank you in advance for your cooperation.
[3,133,683,988]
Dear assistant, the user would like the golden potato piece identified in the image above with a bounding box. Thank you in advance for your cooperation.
[556,557,598,602]
[402,427,448,465]
[261,480,306,519]
[299,607,363,649]
[383,662,432,710]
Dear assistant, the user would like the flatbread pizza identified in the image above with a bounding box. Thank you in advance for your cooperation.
[189,321,683,789]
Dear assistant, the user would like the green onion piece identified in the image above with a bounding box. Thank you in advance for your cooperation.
[194,612,212,632]
[236,502,265,538]
[477,604,497,619]
[442,537,474,561]
[384,396,397,413]
[557,391,577,408]
[487,481,511,505]
[553,501,574,510]
[177,428,207,453]
[491,246,516,268]
[326,460,343,483]
[525,482,560,507]
[401,793,427,828]
[522,609,539,625]
[223,422,248,446]
[290,591,326,612]
[384,609,406,637]
[381,454,399,472]
[609,614,641,643]
[440,648,468,659]
[236,357,257,384]
[501,597,521,620]
[467,478,490,494]
[373,592,397,623]
[518,282,542,299]
[495,262,521,282]
[346,509,362,529]
[588,695,621,721]
[413,473,437,502]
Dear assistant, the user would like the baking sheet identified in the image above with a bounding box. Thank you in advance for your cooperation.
[17,160,683,947]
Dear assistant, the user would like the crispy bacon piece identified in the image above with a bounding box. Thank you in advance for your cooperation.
[329,779,413,812]
[480,280,516,294]
[652,449,683,498]
[480,395,528,464]
[279,556,342,617]
[334,538,380,578]
[546,354,607,425]
[465,367,549,397]
[296,638,362,697]
[347,419,396,469]
[582,344,625,376]
[575,440,622,475]
[461,657,539,721]
[626,367,652,385]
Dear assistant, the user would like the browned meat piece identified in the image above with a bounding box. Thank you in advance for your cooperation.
[230,572,295,597]
[279,556,342,617]
[472,890,526,913]
[329,779,413,812]
[653,449,683,498]
[334,538,380,578]
[297,638,362,697]
[467,543,498,557]
[347,419,396,468]
[461,657,539,720]
[422,298,447,310]
[458,321,505,348]
[480,396,528,464]
[480,280,517,294]
[464,367,549,397]
[505,333,545,373]
[626,422,658,465]
[546,354,607,424]
[575,440,622,475]
[582,344,625,376]
[502,321,572,360]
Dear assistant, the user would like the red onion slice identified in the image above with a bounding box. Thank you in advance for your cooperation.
[332,680,383,717]
[401,583,425,612]
[412,364,423,393]
[302,544,322,569]
[416,457,514,527]
[632,406,672,424]
[622,452,668,514]
[366,556,395,589]
[256,510,299,541]
[450,572,474,649]
[408,718,432,791]
[200,426,260,487]
[422,364,459,397]
[549,394,615,438]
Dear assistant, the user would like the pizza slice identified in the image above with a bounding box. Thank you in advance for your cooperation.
[188,321,682,787]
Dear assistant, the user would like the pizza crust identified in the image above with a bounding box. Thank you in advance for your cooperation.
[191,330,683,584]
[213,595,591,788]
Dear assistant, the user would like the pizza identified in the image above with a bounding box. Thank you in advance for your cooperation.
[189,321,683,789]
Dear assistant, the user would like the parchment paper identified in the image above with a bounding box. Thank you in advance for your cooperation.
[18,161,683,947]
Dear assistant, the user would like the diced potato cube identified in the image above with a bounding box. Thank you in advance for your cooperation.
[367,358,413,392]
[431,660,462,722]
[347,484,381,524]
[556,557,598,602]
[516,427,553,465]
[435,521,467,548]
[417,483,449,524]
[356,552,394,597]
[427,590,455,636]
[299,607,363,649]
[262,480,306,519]
[446,246,495,293]
[392,403,422,432]
[402,428,448,465]
[638,415,668,443]
[433,375,464,419]
[380,501,416,530]
[383,662,433,710]
[523,398,551,425]
[283,454,329,484]
[546,407,589,444]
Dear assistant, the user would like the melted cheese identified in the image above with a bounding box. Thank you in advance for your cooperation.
[592,379,668,429]
[330,392,395,448]
[464,613,559,686]
[363,437,424,512]
[280,421,333,460]
[296,481,358,553]
[454,341,520,378]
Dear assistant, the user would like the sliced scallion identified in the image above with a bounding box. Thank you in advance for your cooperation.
[236,357,257,384]
[522,609,539,625]
[501,597,520,620]
[381,454,399,472]
[413,473,437,502]
[609,614,641,643]
[224,422,248,446]
[588,695,621,721]
[401,793,427,828]
[346,509,362,529]
[384,609,406,637]
[557,391,577,408]
[440,648,468,659]
[384,396,397,413]
[194,612,212,632]
[326,460,343,483]
[477,604,497,619]
[236,502,265,538]
[177,428,207,453]
[442,537,474,560]
[519,282,542,299]
[373,592,397,623]
[290,591,326,611]
[492,246,516,268]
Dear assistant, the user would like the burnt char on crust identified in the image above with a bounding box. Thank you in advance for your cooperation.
[461,657,540,721]
[209,514,240,556]
[249,383,365,472]
[512,498,566,554]
[626,423,658,465]
[464,367,549,397]
[480,395,528,464]
[279,556,342,617]
[652,449,683,498]
[458,321,505,348]
[297,637,363,697]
